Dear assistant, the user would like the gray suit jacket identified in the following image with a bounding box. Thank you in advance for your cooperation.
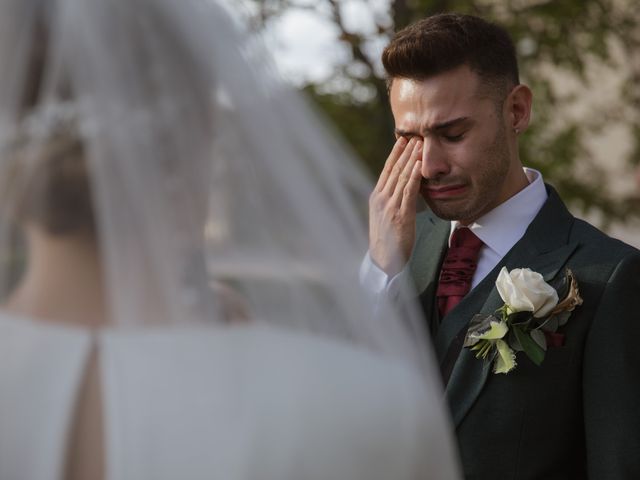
[408,185,640,479]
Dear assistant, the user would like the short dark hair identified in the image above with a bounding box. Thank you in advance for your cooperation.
[382,13,519,97]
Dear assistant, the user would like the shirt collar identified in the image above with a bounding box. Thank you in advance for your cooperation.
[450,168,548,255]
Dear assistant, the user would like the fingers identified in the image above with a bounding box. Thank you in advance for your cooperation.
[400,159,422,216]
[375,136,409,193]
[388,139,422,207]
[368,138,422,275]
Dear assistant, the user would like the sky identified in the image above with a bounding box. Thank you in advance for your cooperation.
[231,0,392,86]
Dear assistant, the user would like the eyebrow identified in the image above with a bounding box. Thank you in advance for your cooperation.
[395,116,470,137]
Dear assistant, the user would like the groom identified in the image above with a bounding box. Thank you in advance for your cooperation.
[362,13,640,479]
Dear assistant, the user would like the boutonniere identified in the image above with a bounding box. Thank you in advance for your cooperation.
[463,267,583,374]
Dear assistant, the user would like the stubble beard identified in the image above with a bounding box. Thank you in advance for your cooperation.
[426,122,511,224]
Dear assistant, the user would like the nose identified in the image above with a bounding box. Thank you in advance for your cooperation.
[420,137,450,180]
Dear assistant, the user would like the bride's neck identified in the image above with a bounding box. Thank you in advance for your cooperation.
[5,225,108,328]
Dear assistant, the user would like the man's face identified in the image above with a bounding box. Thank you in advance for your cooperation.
[389,65,522,224]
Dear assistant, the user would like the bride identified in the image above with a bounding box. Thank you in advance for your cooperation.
[0,0,460,478]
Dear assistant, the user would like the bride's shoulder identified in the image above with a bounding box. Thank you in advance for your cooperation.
[0,308,92,346]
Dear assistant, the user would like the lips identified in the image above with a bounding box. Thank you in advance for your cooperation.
[421,183,468,199]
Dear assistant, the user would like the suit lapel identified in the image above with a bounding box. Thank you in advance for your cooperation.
[409,212,449,333]
[441,186,580,428]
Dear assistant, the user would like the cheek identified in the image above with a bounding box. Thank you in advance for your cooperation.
[452,130,499,169]
[445,144,479,174]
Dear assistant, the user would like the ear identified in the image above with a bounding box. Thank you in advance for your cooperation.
[506,84,532,134]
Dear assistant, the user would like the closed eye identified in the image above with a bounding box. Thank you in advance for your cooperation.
[443,133,464,142]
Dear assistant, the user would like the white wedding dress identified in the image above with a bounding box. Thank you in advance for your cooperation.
[0,312,460,480]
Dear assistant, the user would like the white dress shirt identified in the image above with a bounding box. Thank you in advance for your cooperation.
[360,168,548,299]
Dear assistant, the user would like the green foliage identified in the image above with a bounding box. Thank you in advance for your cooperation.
[249,0,640,226]
[513,325,545,366]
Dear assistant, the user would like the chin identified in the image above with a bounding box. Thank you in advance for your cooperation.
[428,207,462,222]
[426,200,473,222]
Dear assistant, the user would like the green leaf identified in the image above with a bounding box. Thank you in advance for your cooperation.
[508,310,533,326]
[464,314,500,347]
[467,313,496,331]
[508,328,524,352]
[513,326,546,366]
[537,314,559,332]
[530,329,547,351]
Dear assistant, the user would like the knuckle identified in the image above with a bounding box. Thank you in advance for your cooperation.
[390,215,406,229]
[384,207,400,223]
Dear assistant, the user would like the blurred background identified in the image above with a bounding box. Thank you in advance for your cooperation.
[234,0,640,247]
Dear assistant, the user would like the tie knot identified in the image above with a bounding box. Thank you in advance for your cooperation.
[450,227,483,251]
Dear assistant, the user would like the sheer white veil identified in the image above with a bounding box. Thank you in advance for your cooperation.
[0,0,435,376]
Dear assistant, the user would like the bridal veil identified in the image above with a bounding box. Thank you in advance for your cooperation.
[0,0,463,477]
[0,0,441,374]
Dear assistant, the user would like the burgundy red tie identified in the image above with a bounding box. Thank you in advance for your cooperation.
[436,227,484,318]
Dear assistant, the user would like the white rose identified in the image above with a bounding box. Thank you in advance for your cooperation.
[496,267,558,318]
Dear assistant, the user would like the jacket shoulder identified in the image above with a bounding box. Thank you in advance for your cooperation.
[570,217,640,260]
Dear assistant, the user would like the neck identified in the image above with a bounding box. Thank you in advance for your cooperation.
[5,226,108,328]
[502,161,530,203]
